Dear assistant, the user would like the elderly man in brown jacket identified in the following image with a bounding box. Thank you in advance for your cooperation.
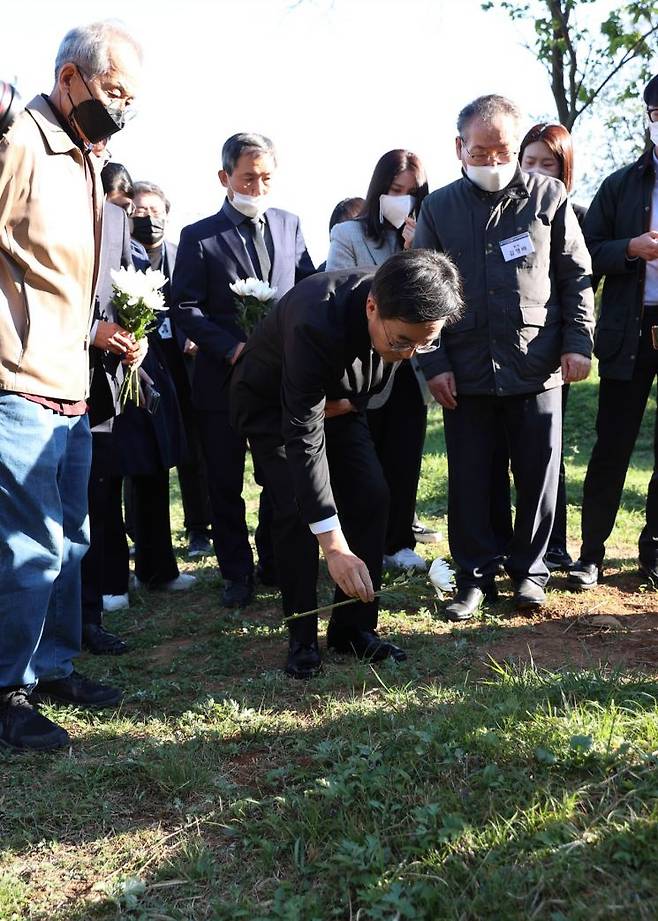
[0,21,142,752]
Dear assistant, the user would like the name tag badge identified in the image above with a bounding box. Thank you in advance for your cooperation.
[158,318,173,340]
[499,232,535,263]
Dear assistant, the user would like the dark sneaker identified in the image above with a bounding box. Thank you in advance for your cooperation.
[567,560,601,591]
[544,548,574,572]
[31,671,122,709]
[187,530,213,559]
[0,688,70,752]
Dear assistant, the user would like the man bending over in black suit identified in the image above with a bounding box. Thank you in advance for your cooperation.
[231,249,463,678]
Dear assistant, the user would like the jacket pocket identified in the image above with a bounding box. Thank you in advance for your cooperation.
[593,310,626,360]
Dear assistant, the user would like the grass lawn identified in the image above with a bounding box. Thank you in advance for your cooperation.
[2,371,658,920]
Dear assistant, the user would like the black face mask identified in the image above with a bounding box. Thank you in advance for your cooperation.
[68,67,126,145]
[131,215,165,246]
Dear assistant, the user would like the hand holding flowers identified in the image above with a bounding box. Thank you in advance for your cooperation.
[110,266,168,407]
[229,277,278,335]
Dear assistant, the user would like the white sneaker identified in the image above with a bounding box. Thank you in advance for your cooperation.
[102,593,130,612]
[383,548,427,572]
[133,573,197,591]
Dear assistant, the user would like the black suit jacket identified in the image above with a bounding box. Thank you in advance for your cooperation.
[171,202,315,411]
[230,270,398,526]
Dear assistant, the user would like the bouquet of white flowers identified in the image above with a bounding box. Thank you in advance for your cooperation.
[110,266,168,407]
[229,277,278,335]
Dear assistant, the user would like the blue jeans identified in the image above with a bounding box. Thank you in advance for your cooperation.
[0,394,91,689]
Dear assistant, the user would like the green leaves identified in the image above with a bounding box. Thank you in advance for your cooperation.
[482,0,658,132]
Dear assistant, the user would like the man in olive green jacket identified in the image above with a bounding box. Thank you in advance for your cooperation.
[0,21,142,752]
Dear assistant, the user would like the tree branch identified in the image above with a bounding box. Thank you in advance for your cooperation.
[575,22,658,119]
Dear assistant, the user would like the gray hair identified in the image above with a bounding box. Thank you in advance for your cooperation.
[133,180,170,214]
[54,20,143,80]
[221,133,277,174]
[457,94,523,138]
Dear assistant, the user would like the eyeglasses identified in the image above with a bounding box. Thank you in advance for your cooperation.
[648,107,658,124]
[381,316,440,354]
[460,138,518,165]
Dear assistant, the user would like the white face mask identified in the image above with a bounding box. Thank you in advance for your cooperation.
[379,193,416,229]
[230,186,270,220]
[465,160,518,193]
[649,122,658,146]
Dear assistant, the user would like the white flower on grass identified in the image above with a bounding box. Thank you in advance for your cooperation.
[229,277,277,302]
[428,558,456,597]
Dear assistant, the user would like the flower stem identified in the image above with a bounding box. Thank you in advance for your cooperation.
[282,582,409,623]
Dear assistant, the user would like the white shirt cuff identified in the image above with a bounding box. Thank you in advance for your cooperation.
[309,515,340,535]
[90,319,100,345]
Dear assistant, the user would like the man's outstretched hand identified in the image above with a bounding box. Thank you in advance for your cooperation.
[317,528,374,603]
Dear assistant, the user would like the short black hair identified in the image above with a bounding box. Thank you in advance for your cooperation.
[644,74,658,107]
[101,161,134,197]
[371,249,464,325]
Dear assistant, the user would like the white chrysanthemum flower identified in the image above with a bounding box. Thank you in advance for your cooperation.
[110,266,166,299]
[428,558,456,596]
[229,277,277,302]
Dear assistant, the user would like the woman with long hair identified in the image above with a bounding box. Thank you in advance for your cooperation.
[326,149,438,572]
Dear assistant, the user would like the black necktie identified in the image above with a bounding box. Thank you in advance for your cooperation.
[250,217,271,282]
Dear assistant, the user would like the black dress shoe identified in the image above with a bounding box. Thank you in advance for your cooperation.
[544,547,574,572]
[284,640,321,679]
[32,671,122,709]
[327,626,407,663]
[82,624,128,656]
[513,578,546,611]
[567,560,601,591]
[255,563,279,588]
[445,585,497,622]
[221,576,254,608]
[0,688,70,752]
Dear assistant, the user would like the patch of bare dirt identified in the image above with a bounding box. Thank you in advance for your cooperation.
[480,594,658,674]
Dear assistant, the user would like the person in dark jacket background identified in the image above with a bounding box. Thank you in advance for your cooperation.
[568,75,658,590]
[414,94,594,621]
[490,122,589,575]
[172,132,315,609]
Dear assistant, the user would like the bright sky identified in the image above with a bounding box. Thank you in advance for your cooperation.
[3,0,647,263]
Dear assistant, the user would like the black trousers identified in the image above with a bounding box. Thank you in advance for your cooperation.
[367,361,427,554]
[491,384,570,556]
[443,389,562,589]
[580,316,658,565]
[82,433,127,625]
[249,412,389,644]
[157,338,212,534]
[196,409,274,581]
[132,470,180,587]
